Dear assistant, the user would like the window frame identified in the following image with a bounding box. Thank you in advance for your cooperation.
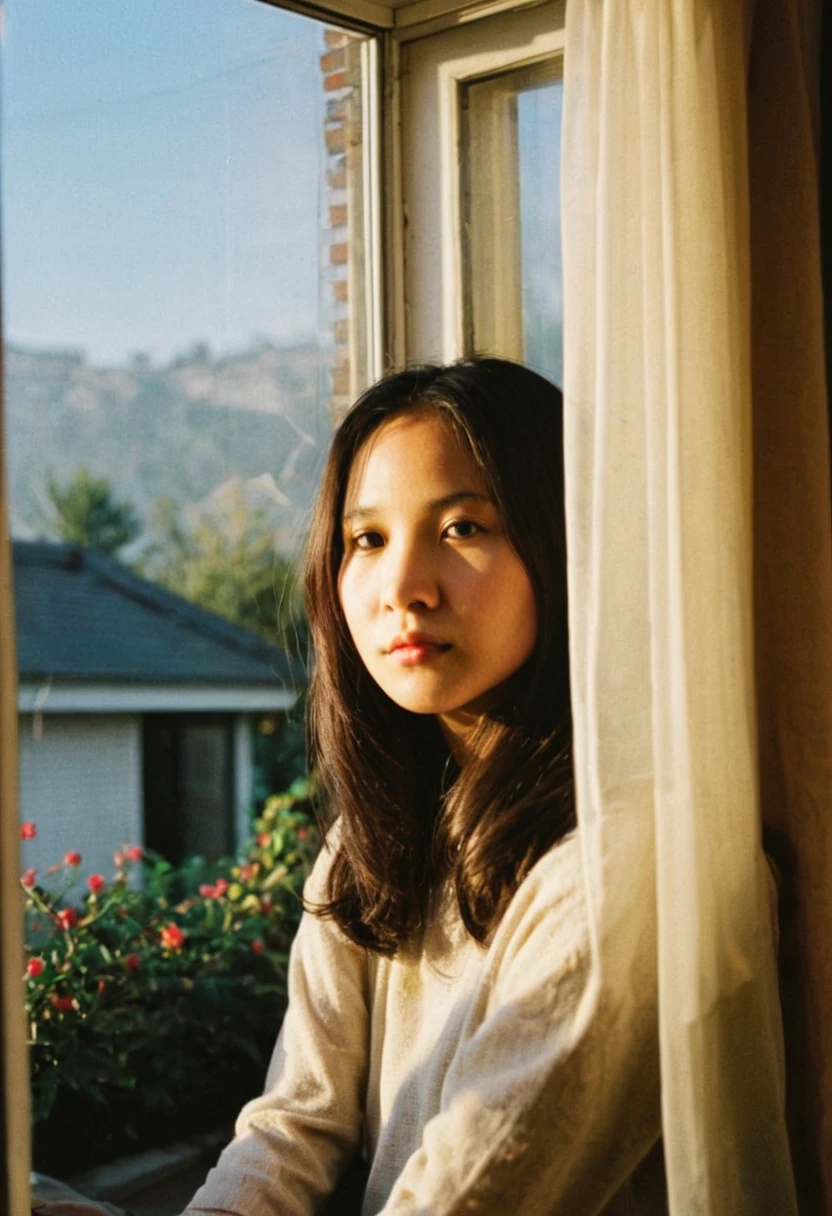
[396,0,564,363]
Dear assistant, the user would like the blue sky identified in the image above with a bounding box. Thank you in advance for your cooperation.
[2,0,330,364]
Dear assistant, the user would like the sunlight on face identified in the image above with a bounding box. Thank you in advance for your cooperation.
[338,410,537,734]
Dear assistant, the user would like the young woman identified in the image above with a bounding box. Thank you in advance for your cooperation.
[34,360,662,1216]
[35,359,662,1216]
[177,357,665,1216]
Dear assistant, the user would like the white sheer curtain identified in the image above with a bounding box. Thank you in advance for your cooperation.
[561,1,826,1209]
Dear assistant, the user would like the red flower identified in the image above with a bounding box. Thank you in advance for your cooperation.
[97,979,107,993]
[19,821,36,840]
[26,956,45,978]
[55,908,78,931]
[124,953,141,973]
[250,939,265,954]
[238,863,259,883]
[49,994,75,1012]
[256,832,272,848]
[87,873,106,896]
[64,851,82,867]
[199,878,229,899]
[21,868,37,889]
[260,896,273,913]
[124,845,144,862]
[159,922,185,951]
[296,828,308,841]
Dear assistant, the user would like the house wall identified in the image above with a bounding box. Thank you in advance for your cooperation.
[18,713,143,886]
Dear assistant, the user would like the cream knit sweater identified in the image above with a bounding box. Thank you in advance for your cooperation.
[186,831,664,1216]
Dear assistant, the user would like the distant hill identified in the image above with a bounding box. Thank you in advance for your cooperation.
[5,341,335,555]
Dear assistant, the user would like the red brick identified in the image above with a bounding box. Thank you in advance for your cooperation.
[329,204,347,228]
[320,49,345,73]
[325,126,346,154]
[324,71,347,92]
[325,28,350,48]
[332,366,350,397]
[330,242,348,266]
[328,166,346,190]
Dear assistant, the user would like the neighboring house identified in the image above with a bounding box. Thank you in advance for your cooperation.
[14,541,297,883]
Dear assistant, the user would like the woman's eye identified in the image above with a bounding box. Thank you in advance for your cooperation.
[443,519,484,540]
[353,530,384,550]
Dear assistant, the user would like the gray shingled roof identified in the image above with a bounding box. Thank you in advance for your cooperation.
[13,541,297,686]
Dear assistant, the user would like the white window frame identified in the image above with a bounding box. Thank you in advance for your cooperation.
[396,0,564,363]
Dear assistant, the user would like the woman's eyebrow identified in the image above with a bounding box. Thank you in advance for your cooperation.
[429,491,493,510]
[342,491,492,525]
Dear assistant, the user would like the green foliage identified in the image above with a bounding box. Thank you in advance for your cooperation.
[37,467,142,555]
[253,704,309,804]
[138,482,306,656]
[22,780,317,1166]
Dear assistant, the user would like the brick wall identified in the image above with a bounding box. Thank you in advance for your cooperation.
[321,30,366,421]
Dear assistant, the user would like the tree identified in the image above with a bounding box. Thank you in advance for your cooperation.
[38,468,141,556]
[139,480,305,657]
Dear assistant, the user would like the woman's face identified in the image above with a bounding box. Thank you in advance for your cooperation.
[338,409,537,729]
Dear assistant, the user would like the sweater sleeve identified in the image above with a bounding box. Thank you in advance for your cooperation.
[376,840,661,1216]
[185,840,370,1216]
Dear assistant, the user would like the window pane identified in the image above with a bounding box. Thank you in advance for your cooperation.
[463,59,563,385]
[5,0,376,1179]
[4,0,374,872]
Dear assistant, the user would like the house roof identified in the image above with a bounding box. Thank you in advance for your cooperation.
[13,541,299,689]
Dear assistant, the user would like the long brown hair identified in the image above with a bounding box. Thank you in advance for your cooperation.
[304,357,574,952]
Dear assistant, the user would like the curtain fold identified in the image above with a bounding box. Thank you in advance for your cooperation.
[561,1,820,1209]
[748,0,832,1207]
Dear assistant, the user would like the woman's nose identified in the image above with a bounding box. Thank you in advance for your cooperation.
[381,540,440,612]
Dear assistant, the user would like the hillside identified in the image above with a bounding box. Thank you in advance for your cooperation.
[5,341,335,555]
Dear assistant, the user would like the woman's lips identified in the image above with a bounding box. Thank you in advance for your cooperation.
[387,637,452,666]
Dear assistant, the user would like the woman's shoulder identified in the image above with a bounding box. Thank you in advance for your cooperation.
[487,829,590,983]
[515,829,587,921]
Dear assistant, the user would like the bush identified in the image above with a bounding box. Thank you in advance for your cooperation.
[21,779,318,1175]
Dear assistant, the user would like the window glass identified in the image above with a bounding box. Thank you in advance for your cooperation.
[4,0,373,867]
[463,59,563,385]
[4,0,375,1180]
